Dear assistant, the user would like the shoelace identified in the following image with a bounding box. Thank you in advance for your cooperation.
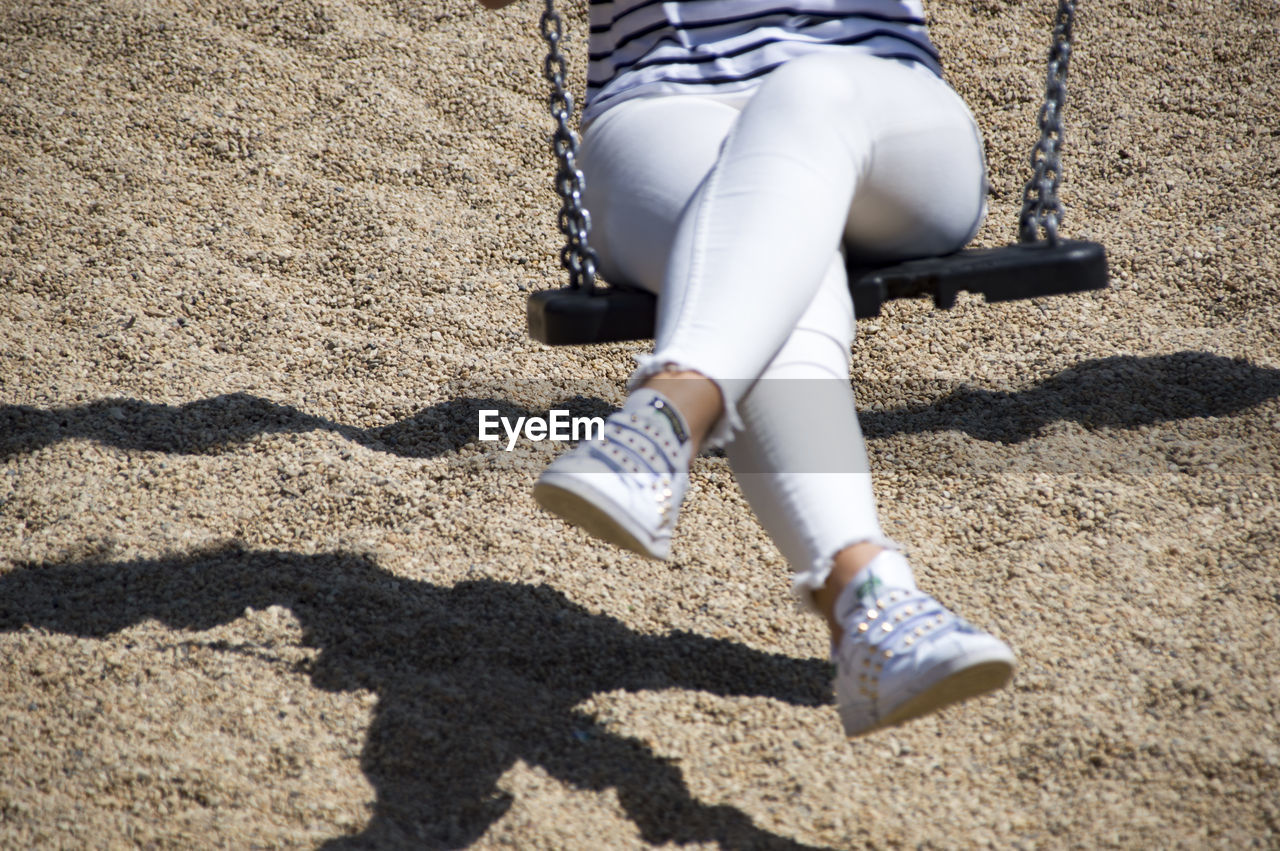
[589,413,684,528]
[596,415,680,477]
[838,588,963,666]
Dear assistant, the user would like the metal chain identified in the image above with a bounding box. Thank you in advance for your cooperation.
[539,0,599,291]
[1018,0,1077,245]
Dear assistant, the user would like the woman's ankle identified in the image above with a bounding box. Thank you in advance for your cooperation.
[813,542,887,644]
[640,370,723,452]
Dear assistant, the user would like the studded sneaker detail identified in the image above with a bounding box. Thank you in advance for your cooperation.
[833,583,1016,737]
[533,389,693,560]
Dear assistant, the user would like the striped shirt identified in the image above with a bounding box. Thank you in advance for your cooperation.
[583,0,942,123]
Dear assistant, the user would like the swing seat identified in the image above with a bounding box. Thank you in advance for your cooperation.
[527,239,1108,345]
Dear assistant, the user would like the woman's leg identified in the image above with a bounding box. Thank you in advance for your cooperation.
[722,53,990,608]
[534,92,748,558]
[724,255,1016,739]
[724,253,891,592]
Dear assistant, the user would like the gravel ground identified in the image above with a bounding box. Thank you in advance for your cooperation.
[1,0,1278,848]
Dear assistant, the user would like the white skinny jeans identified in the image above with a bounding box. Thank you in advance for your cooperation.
[578,53,988,593]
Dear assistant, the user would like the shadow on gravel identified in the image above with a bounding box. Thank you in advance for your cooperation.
[2,352,1278,460]
[858,350,1280,444]
[0,546,834,850]
[0,392,588,460]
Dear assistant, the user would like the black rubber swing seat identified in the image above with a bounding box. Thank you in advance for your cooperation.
[527,238,1108,345]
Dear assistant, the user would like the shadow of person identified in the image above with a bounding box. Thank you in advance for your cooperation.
[858,350,1280,444]
[2,352,1277,461]
[0,546,834,849]
[0,393,551,460]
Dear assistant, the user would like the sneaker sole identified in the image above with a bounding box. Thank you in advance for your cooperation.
[533,475,670,560]
[844,652,1015,738]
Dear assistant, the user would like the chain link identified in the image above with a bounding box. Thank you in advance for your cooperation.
[1018,0,1077,245]
[540,0,599,291]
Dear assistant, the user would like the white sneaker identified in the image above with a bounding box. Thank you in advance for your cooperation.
[533,389,693,560]
[833,580,1015,737]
